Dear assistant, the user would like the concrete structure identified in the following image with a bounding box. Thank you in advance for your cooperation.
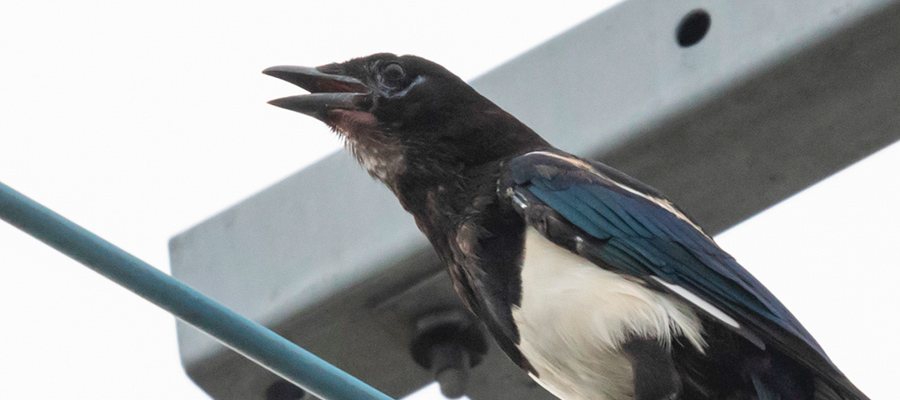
[169,1,900,398]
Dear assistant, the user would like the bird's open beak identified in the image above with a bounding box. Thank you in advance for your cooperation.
[263,65,369,122]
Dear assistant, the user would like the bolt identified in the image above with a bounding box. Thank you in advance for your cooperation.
[410,311,487,399]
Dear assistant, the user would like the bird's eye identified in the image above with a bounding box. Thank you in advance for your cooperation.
[381,63,406,85]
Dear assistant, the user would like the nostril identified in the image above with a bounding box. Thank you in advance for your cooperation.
[676,9,711,48]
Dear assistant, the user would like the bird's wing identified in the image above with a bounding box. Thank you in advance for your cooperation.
[501,150,859,395]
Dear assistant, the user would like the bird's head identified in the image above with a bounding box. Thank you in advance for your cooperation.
[264,53,546,186]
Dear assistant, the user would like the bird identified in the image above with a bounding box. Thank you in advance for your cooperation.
[263,53,868,400]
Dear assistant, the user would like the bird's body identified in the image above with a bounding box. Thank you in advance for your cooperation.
[265,53,868,400]
[515,225,702,400]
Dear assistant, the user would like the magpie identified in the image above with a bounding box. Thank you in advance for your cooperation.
[264,53,868,400]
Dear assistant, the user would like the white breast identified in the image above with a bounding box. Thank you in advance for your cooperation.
[511,228,706,400]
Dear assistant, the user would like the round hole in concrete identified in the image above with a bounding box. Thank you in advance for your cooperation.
[677,9,711,47]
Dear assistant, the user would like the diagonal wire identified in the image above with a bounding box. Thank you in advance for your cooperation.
[0,181,394,400]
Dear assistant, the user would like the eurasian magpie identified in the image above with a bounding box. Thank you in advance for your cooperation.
[264,53,868,400]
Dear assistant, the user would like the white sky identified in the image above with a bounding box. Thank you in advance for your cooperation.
[0,1,895,399]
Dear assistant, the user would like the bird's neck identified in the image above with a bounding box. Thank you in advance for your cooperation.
[457,108,551,166]
[395,159,499,224]
[391,108,547,251]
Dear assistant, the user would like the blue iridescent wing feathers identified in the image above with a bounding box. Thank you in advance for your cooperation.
[502,150,859,392]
